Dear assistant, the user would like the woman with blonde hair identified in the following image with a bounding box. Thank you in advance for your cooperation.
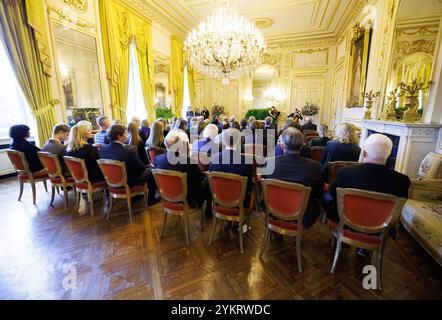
[127,122,149,165]
[320,122,361,181]
[66,125,104,183]
[145,120,165,149]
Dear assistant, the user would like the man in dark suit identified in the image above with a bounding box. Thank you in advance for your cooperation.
[9,124,44,173]
[265,127,322,229]
[301,116,317,132]
[186,106,194,118]
[42,124,71,176]
[155,132,208,211]
[324,133,411,223]
[99,125,158,205]
[310,124,330,147]
[263,116,277,152]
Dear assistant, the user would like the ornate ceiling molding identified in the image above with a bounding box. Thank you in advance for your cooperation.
[396,39,437,61]
[336,0,370,39]
[47,5,96,32]
[62,0,88,13]
[267,38,336,50]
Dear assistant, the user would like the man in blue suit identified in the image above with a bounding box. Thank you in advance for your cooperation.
[99,125,158,205]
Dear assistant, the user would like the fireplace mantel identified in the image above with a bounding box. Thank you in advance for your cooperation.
[361,120,442,178]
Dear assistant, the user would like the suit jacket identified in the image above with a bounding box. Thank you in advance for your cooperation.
[265,153,322,228]
[10,138,44,173]
[209,149,254,206]
[320,140,361,181]
[192,138,221,155]
[301,122,317,132]
[263,126,277,149]
[274,143,311,159]
[67,144,104,183]
[42,139,70,176]
[310,136,330,147]
[155,152,206,205]
[130,141,149,166]
[139,130,148,144]
[99,142,147,187]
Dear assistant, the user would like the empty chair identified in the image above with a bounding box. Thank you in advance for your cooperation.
[38,151,76,210]
[259,179,311,272]
[329,188,406,290]
[146,146,166,167]
[6,149,48,204]
[152,169,203,246]
[310,146,325,162]
[97,159,148,223]
[207,172,253,253]
[63,156,107,217]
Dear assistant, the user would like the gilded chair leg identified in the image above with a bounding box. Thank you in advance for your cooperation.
[296,234,303,273]
[184,215,190,246]
[63,187,68,211]
[322,212,327,224]
[200,209,203,232]
[259,226,269,259]
[89,192,94,217]
[143,191,148,207]
[160,211,168,238]
[127,198,133,223]
[330,237,337,261]
[331,239,342,273]
[75,191,81,214]
[108,197,113,219]
[239,222,244,253]
[50,186,55,207]
[209,218,218,245]
[18,181,24,201]
[31,182,36,205]
[376,249,384,290]
[43,180,48,192]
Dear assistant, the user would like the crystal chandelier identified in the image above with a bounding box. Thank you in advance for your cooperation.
[184,0,266,85]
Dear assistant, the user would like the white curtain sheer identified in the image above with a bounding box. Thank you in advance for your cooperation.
[182,64,191,119]
[126,41,147,123]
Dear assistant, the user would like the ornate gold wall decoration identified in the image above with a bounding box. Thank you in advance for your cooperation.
[351,24,365,44]
[398,28,439,37]
[47,6,96,32]
[395,39,437,62]
[62,0,88,13]
[267,38,336,50]
[252,18,273,29]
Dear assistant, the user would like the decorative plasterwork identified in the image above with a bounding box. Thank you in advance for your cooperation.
[351,24,365,44]
[252,18,274,29]
[395,39,437,62]
[47,5,96,32]
[292,72,326,79]
[336,0,370,39]
[62,0,88,13]
[397,27,439,37]
[267,38,336,50]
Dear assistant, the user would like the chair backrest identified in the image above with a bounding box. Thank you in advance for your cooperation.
[97,159,128,188]
[6,149,29,173]
[303,129,317,135]
[261,179,311,226]
[328,161,359,184]
[146,147,166,167]
[207,172,247,208]
[151,169,187,203]
[310,146,325,162]
[38,152,62,178]
[336,188,406,234]
[63,156,89,183]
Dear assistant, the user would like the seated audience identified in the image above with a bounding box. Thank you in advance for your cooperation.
[274,120,311,158]
[301,116,317,132]
[186,106,194,118]
[263,116,277,149]
[265,127,322,228]
[145,120,165,149]
[231,121,241,130]
[127,122,149,166]
[66,125,104,183]
[320,123,361,181]
[247,116,256,128]
[310,124,330,147]
[77,120,95,145]
[94,116,110,145]
[195,108,201,117]
[42,124,71,176]
[140,119,150,140]
[324,133,410,225]
[111,119,122,126]
[131,116,148,143]
[9,124,44,173]
[99,125,158,204]
[214,120,230,144]
[192,124,220,155]
[244,120,260,145]
[240,119,248,132]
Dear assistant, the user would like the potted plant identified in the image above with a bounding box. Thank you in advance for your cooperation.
[301,102,320,117]
[212,104,226,118]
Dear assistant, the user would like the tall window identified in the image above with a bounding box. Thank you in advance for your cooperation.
[126,41,147,123]
[182,64,191,119]
[0,41,35,139]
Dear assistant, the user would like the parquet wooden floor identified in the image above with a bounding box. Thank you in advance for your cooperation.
[0,177,441,300]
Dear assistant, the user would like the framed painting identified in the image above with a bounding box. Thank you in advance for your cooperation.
[346,24,372,108]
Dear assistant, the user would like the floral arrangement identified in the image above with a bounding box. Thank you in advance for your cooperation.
[301,102,320,116]
[212,104,226,117]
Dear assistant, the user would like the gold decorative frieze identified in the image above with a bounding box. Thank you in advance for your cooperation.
[47,6,96,32]
[396,39,437,62]
[62,0,88,13]
[292,72,326,79]
[268,38,336,50]
[398,27,439,37]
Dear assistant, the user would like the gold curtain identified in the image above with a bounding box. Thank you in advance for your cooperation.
[0,0,56,146]
[171,36,184,117]
[99,0,155,123]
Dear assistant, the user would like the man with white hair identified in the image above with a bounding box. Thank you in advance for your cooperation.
[324,133,410,224]
[301,116,317,132]
[192,124,221,155]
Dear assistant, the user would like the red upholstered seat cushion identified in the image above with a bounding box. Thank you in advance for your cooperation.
[50,177,75,184]
[109,184,146,195]
[18,170,48,181]
[163,202,185,211]
[268,218,298,231]
[76,181,107,190]
[328,220,382,245]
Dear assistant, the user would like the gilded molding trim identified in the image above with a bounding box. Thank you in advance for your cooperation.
[395,39,437,61]
[292,72,326,79]
[47,5,96,32]
[62,0,88,13]
[398,28,439,37]
[268,38,336,50]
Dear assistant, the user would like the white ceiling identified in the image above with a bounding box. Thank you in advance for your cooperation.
[398,0,442,23]
[150,0,359,41]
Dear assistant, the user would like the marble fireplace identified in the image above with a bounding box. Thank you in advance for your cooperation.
[361,120,442,178]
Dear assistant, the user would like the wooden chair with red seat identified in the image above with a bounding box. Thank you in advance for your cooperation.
[152,169,203,246]
[6,149,49,204]
[329,188,406,289]
[63,156,107,217]
[38,151,76,210]
[259,179,311,272]
[190,151,211,173]
[310,146,325,162]
[207,172,254,253]
[97,159,148,223]
[146,146,166,167]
